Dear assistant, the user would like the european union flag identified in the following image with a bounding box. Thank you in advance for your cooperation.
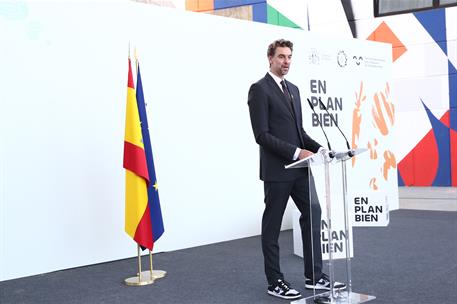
[136,63,165,244]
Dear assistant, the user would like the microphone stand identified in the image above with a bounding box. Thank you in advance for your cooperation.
[318,97,354,157]
[307,98,335,158]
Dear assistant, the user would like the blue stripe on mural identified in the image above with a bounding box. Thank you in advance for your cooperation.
[449,60,457,130]
[413,8,447,55]
[252,2,267,23]
[214,0,265,10]
[397,171,405,186]
[421,100,451,186]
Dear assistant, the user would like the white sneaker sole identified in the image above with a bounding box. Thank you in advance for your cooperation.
[305,283,347,291]
[267,290,302,299]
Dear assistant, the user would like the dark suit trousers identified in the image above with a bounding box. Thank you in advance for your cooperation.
[262,173,322,284]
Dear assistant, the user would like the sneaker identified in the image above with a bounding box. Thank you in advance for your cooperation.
[267,279,302,300]
[305,274,347,290]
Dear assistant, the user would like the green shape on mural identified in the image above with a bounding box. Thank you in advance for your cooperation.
[267,4,301,29]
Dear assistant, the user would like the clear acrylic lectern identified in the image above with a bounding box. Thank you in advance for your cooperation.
[285,148,375,304]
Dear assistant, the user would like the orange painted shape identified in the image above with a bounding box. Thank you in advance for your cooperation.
[199,0,214,11]
[355,81,366,107]
[367,21,407,62]
[351,108,361,167]
[352,109,362,146]
[369,178,378,190]
[392,46,407,62]
[186,0,198,11]
[382,150,397,181]
[352,81,366,167]
[381,92,395,125]
[367,140,378,160]
[372,93,389,136]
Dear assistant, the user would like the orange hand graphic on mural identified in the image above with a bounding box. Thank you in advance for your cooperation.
[369,178,378,190]
[367,138,378,160]
[352,82,397,190]
[372,83,395,136]
[352,81,366,166]
[370,83,396,188]
[382,150,397,181]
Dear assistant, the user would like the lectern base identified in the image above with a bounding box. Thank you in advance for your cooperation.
[291,291,376,304]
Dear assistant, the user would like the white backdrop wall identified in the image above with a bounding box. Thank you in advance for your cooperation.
[0,0,300,281]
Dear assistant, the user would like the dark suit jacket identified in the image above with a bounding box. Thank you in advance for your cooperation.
[248,73,321,181]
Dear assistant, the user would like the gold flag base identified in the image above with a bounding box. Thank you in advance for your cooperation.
[124,246,166,286]
[124,273,154,286]
[142,269,167,279]
[124,270,167,286]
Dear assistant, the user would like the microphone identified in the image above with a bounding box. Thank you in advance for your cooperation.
[318,97,354,157]
[306,98,335,158]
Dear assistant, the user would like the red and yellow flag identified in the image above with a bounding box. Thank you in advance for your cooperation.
[123,58,153,249]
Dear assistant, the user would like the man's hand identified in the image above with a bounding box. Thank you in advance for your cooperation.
[298,149,314,160]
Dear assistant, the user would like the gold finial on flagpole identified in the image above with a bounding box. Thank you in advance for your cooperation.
[134,47,139,76]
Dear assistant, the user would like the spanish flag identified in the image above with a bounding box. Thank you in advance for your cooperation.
[123,58,164,250]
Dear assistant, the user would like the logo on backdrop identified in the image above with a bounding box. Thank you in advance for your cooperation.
[363,56,387,69]
[309,48,320,65]
[353,55,364,66]
[309,79,343,127]
[351,195,389,226]
[337,50,347,67]
[321,220,347,254]
[353,196,385,223]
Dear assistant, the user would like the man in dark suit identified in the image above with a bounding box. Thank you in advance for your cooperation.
[248,39,346,300]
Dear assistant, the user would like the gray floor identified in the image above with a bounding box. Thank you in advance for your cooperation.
[1,209,456,304]
[399,186,457,211]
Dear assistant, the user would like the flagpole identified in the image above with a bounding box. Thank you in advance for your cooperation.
[124,245,154,286]
[149,249,153,277]
[144,249,167,280]
[137,245,142,282]
[134,47,138,75]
